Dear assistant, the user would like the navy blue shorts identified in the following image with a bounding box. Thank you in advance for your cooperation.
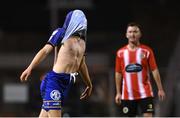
[120,97,154,117]
[40,71,73,111]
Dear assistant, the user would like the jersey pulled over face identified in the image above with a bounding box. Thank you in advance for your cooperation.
[47,9,87,47]
[126,26,141,43]
[47,9,87,74]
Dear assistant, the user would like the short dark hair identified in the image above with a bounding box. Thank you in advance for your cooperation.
[127,22,142,31]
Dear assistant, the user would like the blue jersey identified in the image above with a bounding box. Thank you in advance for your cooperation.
[47,9,87,47]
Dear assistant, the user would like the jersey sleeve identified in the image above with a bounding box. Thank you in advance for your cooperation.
[47,28,65,47]
[115,51,122,73]
[148,48,158,71]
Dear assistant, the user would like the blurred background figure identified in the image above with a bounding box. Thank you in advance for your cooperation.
[114,22,165,117]
[0,0,180,117]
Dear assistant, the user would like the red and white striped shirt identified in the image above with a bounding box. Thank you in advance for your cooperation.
[115,44,157,100]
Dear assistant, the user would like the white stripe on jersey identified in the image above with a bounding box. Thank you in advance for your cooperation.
[48,29,59,42]
[136,48,146,98]
[123,49,134,100]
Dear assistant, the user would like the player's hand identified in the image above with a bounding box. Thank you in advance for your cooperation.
[115,93,122,105]
[80,86,92,100]
[158,89,166,101]
[20,68,31,82]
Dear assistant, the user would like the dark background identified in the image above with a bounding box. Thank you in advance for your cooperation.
[0,0,180,117]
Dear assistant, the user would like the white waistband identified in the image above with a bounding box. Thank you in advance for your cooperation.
[70,72,78,83]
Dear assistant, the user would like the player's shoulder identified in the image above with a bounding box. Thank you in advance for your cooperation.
[117,45,127,51]
[116,45,127,56]
[140,44,153,51]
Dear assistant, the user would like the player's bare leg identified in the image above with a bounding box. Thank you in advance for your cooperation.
[143,113,153,117]
[39,109,48,117]
[48,110,61,117]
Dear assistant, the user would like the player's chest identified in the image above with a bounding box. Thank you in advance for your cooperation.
[122,50,148,64]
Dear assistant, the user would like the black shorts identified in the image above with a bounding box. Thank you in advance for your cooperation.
[120,97,154,117]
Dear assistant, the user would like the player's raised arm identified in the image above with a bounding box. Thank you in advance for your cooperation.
[20,44,53,82]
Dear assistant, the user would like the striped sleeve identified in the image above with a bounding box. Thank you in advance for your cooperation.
[148,48,157,71]
[115,50,122,73]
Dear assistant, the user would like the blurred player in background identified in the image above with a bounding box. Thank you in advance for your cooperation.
[114,22,165,117]
[20,9,92,117]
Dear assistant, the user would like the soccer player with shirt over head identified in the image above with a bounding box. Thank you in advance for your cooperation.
[20,9,92,117]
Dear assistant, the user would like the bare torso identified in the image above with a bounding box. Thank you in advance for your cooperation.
[53,36,86,73]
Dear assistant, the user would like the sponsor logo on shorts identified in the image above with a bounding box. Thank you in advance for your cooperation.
[50,90,61,100]
[123,107,129,114]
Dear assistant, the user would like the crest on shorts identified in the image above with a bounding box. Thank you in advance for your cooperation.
[148,104,153,109]
[123,107,129,114]
[50,90,61,100]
